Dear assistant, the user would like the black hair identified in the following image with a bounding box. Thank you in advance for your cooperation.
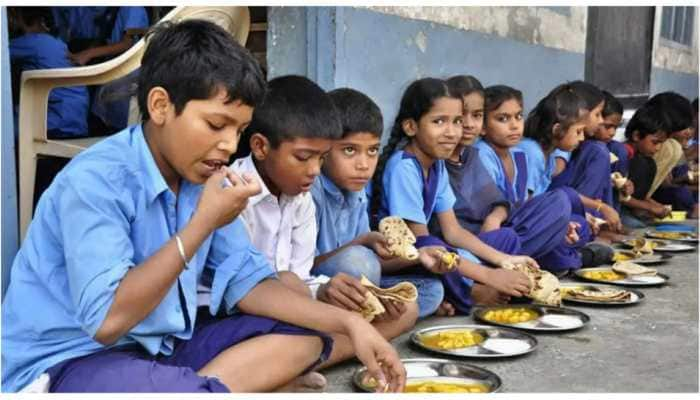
[369,77,458,226]
[569,80,605,110]
[625,103,670,141]
[137,19,266,122]
[483,85,523,127]
[8,6,54,37]
[245,75,342,148]
[446,75,484,98]
[602,90,623,117]
[693,98,698,113]
[524,83,588,150]
[327,88,383,138]
[646,92,693,133]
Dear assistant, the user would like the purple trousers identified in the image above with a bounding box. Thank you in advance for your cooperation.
[46,312,333,392]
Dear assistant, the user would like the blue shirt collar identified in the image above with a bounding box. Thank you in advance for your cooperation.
[319,173,363,208]
[133,124,170,204]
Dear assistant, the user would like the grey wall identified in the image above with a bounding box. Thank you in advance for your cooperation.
[650,67,699,100]
[268,7,585,141]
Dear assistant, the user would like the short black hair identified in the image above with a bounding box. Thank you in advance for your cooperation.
[246,75,343,148]
[137,19,266,122]
[570,80,605,110]
[602,90,623,117]
[646,92,693,133]
[625,103,669,141]
[484,85,523,124]
[327,88,383,138]
[446,75,484,98]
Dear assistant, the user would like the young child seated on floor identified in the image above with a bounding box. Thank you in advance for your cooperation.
[229,76,412,375]
[469,83,583,275]
[1,20,405,394]
[312,87,447,319]
[369,77,534,317]
[645,92,698,218]
[621,103,672,226]
[549,81,623,236]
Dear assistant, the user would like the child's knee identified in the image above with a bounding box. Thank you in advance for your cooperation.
[277,271,312,297]
[417,279,445,318]
[328,246,382,285]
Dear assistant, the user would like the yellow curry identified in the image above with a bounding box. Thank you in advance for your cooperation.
[482,308,538,324]
[581,270,625,281]
[404,380,489,393]
[419,330,484,349]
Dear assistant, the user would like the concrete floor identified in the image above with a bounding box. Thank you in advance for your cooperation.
[324,226,699,392]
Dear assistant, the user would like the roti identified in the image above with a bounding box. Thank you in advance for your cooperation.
[358,275,418,321]
[612,261,657,277]
[503,263,561,306]
[611,172,627,189]
[563,286,631,302]
[378,216,419,260]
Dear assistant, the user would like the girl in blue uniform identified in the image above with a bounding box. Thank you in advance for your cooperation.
[369,78,533,315]
[472,84,583,274]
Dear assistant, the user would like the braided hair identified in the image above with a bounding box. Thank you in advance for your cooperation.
[369,77,457,228]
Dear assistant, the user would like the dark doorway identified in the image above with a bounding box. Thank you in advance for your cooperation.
[585,7,655,108]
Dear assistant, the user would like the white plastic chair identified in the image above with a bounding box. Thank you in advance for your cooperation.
[18,6,251,240]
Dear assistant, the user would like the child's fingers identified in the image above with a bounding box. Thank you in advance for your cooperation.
[327,286,363,312]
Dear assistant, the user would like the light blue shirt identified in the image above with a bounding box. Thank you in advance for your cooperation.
[517,138,559,196]
[311,174,370,255]
[380,150,456,224]
[1,125,275,392]
[473,140,527,204]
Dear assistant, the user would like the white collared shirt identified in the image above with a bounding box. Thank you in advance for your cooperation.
[230,155,330,297]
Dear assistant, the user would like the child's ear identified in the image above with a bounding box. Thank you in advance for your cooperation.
[632,131,641,142]
[552,122,562,138]
[401,119,418,137]
[147,87,172,125]
[250,133,270,160]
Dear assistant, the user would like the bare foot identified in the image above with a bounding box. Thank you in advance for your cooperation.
[276,371,327,392]
[472,283,511,306]
[435,301,456,316]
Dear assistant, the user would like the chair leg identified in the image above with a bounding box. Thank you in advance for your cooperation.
[19,148,37,241]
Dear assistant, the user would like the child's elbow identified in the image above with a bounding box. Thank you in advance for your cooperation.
[93,318,123,346]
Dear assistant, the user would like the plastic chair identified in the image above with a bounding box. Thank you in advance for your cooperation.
[18,6,251,240]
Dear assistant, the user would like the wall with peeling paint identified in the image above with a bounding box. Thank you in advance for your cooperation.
[268,7,585,140]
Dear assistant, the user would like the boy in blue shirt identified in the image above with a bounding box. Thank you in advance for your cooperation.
[1,20,404,393]
[311,88,447,322]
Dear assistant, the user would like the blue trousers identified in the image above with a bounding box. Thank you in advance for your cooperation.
[312,245,444,318]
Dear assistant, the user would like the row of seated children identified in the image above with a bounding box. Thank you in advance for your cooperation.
[2,20,406,393]
[9,6,150,138]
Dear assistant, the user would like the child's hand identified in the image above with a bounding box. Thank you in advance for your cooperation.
[651,204,672,218]
[317,273,368,312]
[599,204,623,232]
[195,169,261,230]
[417,246,453,275]
[373,298,407,323]
[622,179,635,197]
[498,255,540,270]
[483,268,531,297]
[565,221,581,244]
[585,212,602,236]
[345,315,406,392]
[362,232,394,259]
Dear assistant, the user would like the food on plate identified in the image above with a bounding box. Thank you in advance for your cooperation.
[561,286,631,302]
[482,307,539,324]
[419,330,485,350]
[612,261,657,277]
[404,381,489,393]
[581,270,626,281]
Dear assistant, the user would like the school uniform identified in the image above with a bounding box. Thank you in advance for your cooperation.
[10,33,89,137]
[1,125,331,393]
[608,140,630,212]
[472,141,581,271]
[230,155,329,298]
[550,139,614,215]
[312,174,444,318]
[378,150,501,315]
[650,138,697,212]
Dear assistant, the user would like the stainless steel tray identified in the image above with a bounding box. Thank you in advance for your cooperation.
[560,282,645,306]
[352,357,502,393]
[612,250,669,265]
[472,304,590,332]
[645,230,699,243]
[620,239,695,253]
[410,324,537,358]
